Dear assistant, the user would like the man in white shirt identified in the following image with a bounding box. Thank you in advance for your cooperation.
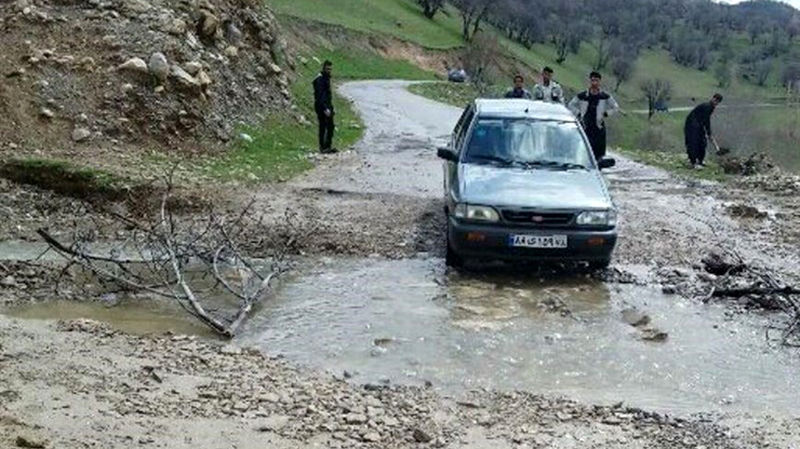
[533,66,564,104]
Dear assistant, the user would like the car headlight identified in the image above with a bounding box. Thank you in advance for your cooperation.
[454,204,500,222]
[576,209,617,227]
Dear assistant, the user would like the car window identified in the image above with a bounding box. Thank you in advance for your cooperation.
[454,108,475,151]
[464,118,593,168]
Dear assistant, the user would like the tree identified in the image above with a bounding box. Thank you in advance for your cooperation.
[454,0,492,41]
[714,60,732,88]
[417,0,444,19]
[754,58,773,86]
[611,55,635,91]
[462,33,500,93]
[781,62,800,90]
[640,79,672,120]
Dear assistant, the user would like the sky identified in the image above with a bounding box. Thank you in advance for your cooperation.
[717,0,800,10]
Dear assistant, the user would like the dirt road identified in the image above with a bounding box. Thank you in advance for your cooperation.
[2,81,800,448]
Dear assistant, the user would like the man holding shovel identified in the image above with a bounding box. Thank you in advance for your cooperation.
[684,93,723,169]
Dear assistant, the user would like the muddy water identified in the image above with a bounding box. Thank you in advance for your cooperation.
[6,299,218,338]
[239,257,800,417]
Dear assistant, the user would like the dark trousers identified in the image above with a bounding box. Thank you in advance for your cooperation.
[317,112,335,151]
[685,127,706,164]
[585,124,607,160]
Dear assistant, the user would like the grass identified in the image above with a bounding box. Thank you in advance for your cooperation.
[408,82,490,106]
[267,0,464,49]
[616,147,729,182]
[204,47,435,183]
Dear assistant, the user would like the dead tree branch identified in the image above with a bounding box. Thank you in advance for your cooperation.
[37,170,292,338]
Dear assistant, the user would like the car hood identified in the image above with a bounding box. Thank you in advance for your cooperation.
[459,164,612,210]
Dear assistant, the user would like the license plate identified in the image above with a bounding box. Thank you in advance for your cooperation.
[509,234,568,249]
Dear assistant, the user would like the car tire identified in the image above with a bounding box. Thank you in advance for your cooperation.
[588,259,611,271]
[445,224,463,268]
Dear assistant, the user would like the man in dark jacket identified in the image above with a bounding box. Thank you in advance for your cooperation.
[505,75,532,99]
[684,93,723,168]
[313,60,337,153]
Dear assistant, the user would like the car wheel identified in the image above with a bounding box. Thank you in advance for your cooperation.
[588,259,611,271]
[445,224,463,268]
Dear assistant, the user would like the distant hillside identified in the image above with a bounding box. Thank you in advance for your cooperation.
[269,0,800,106]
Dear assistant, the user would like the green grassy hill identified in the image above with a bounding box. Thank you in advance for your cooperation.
[268,0,800,175]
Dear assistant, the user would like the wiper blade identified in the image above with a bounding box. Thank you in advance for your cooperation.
[521,160,586,170]
[471,155,514,165]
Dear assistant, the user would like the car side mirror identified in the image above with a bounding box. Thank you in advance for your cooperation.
[598,158,616,169]
[437,146,458,162]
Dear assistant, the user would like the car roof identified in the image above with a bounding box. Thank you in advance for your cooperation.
[473,99,576,122]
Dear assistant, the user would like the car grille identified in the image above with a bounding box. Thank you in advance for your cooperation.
[501,210,575,226]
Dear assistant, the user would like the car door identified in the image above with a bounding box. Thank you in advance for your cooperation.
[446,105,474,207]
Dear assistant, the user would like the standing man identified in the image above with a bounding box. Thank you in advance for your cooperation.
[568,71,620,161]
[533,66,564,103]
[313,60,337,154]
[684,93,723,169]
[505,75,532,99]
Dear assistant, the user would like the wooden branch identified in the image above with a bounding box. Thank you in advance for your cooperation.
[712,286,800,297]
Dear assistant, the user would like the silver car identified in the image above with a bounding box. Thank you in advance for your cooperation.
[437,99,618,269]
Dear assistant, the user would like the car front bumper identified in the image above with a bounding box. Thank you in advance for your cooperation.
[448,217,617,262]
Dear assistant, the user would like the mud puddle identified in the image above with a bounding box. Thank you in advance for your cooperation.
[5,298,218,337]
[238,256,800,417]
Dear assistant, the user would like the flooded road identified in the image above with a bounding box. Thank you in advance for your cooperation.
[238,257,800,417]
[4,79,800,447]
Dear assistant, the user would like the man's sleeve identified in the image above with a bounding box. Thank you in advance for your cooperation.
[567,96,580,116]
[703,105,712,135]
[605,95,620,116]
[554,85,564,103]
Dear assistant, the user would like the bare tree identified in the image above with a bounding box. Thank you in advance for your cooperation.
[611,55,635,91]
[38,171,296,338]
[417,0,444,19]
[753,58,773,86]
[640,79,672,120]
[714,60,732,88]
[462,33,500,94]
[454,0,491,41]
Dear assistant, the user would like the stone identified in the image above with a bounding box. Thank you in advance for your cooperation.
[621,308,650,327]
[79,56,95,69]
[195,70,212,87]
[122,0,150,13]
[184,61,202,75]
[15,435,47,448]
[1,276,17,287]
[224,46,238,58]
[224,22,242,44]
[239,133,253,143]
[198,10,219,39]
[233,401,249,411]
[413,428,433,443]
[121,83,134,93]
[118,57,147,74]
[166,18,186,35]
[71,127,91,142]
[661,284,677,295]
[255,414,289,431]
[39,108,54,119]
[258,392,279,403]
[268,63,282,74]
[640,328,669,342]
[362,432,381,443]
[170,65,198,88]
[344,413,367,425]
[148,52,169,82]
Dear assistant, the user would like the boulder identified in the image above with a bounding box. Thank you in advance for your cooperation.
[71,127,91,142]
[118,57,147,74]
[184,61,202,75]
[198,10,219,40]
[621,308,650,327]
[170,65,198,88]
[148,52,169,82]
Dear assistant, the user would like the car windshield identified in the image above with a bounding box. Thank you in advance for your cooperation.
[463,118,593,169]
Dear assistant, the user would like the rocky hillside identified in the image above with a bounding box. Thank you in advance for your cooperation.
[0,0,294,158]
